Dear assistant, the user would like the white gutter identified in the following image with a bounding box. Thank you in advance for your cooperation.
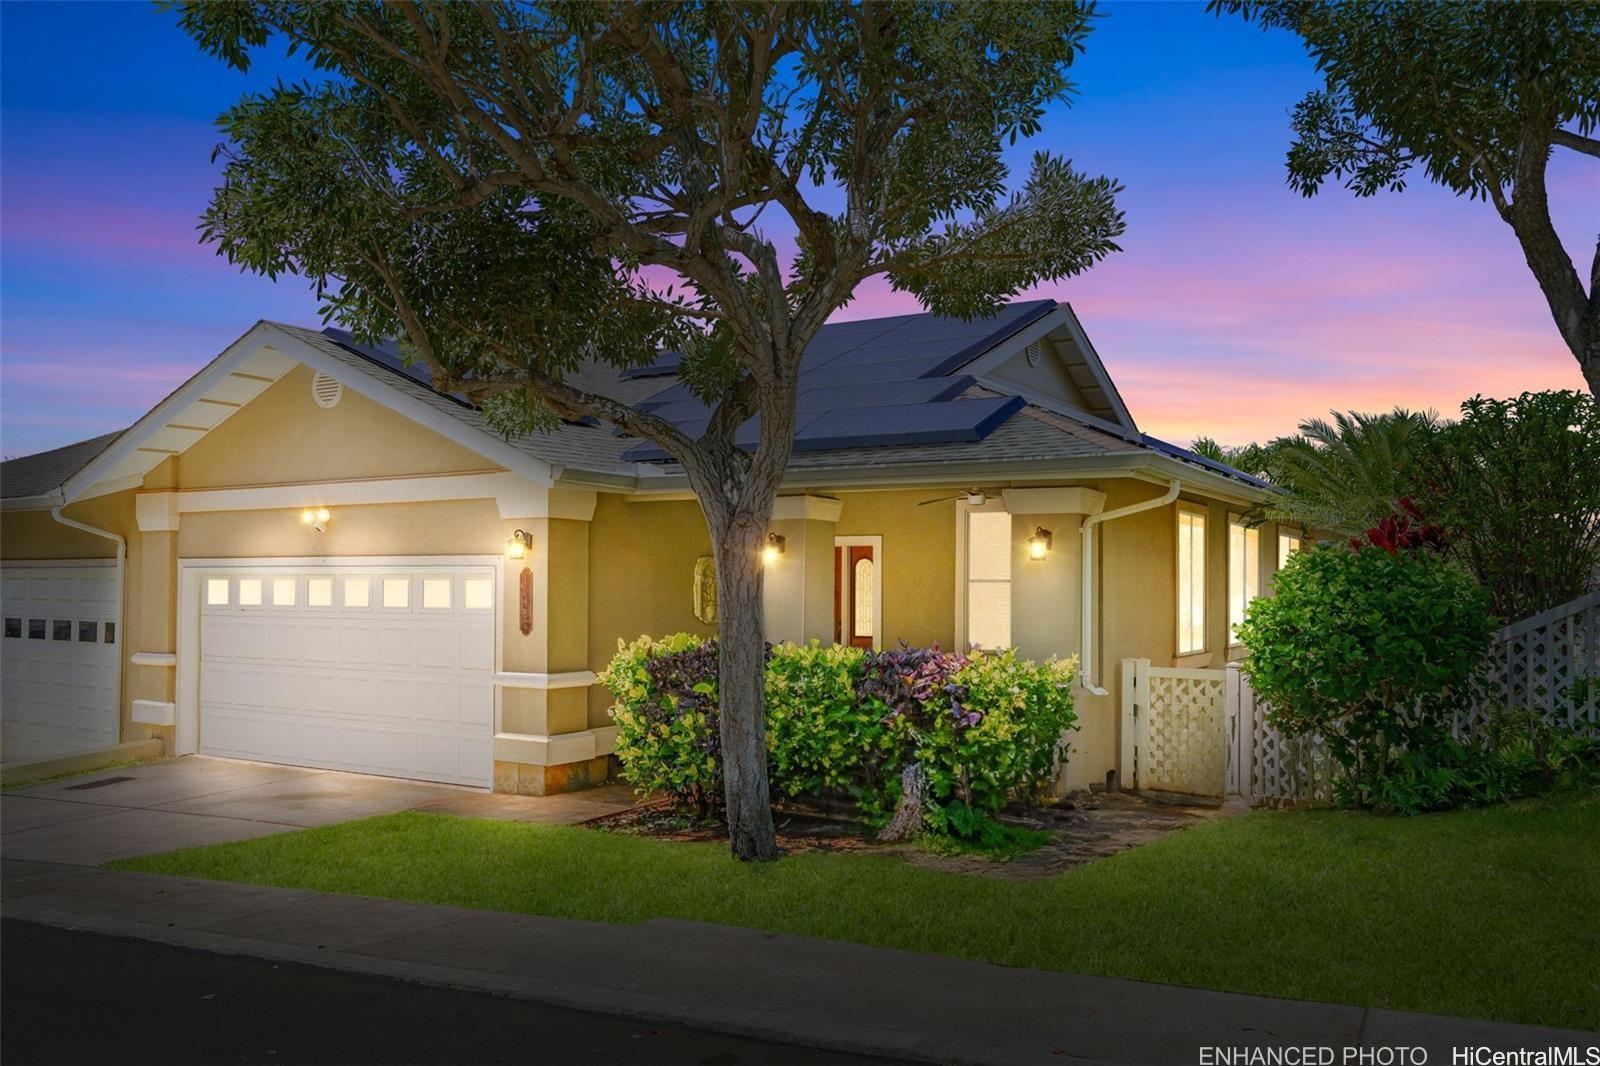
[1079,478,1181,695]
[49,497,127,709]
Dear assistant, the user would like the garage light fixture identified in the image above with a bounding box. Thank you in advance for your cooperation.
[761,532,786,566]
[301,507,332,533]
[506,529,532,559]
[1028,526,1053,560]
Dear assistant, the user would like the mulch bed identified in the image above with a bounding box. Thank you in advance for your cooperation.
[583,790,1225,879]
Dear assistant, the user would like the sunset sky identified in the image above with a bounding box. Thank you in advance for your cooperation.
[1,2,1591,459]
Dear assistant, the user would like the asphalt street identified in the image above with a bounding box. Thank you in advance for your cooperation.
[1,919,904,1066]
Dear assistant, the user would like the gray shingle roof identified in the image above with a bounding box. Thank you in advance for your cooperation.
[3,305,1271,500]
[1,430,123,500]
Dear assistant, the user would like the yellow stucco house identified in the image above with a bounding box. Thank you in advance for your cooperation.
[0,299,1298,795]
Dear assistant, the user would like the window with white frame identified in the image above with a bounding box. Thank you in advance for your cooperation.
[1228,515,1261,644]
[1277,529,1304,569]
[965,509,1012,650]
[1176,507,1207,655]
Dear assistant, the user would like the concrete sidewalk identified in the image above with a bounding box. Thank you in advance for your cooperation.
[4,859,1593,1065]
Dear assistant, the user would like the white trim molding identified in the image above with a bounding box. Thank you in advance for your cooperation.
[130,652,177,668]
[771,494,843,523]
[136,492,181,532]
[1000,487,1107,516]
[166,471,572,522]
[131,699,176,726]
[493,670,598,690]
[493,725,618,767]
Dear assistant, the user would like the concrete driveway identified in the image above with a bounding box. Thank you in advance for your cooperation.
[1,757,637,866]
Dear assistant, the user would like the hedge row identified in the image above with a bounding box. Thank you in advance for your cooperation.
[601,636,1078,837]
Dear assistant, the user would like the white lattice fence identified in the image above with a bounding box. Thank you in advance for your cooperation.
[1224,665,1334,806]
[1121,659,1227,797]
[1468,590,1600,736]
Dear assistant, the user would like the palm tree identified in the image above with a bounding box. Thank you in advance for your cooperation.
[1265,409,1437,532]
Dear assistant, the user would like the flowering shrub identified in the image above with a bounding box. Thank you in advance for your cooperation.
[604,637,1079,837]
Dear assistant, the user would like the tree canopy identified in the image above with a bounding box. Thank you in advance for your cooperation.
[176,1,1125,860]
[1214,0,1600,395]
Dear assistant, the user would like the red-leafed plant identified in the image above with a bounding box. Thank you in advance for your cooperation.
[1351,498,1454,555]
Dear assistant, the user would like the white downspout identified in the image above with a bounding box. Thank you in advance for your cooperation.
[50,495,128,726]
[1079,478,1181,695]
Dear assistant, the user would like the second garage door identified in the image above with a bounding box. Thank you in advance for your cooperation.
[199,565,495,787]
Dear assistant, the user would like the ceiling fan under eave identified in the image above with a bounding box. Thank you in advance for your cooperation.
[917,489,988,508]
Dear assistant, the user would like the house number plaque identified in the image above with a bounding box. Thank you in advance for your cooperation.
[519,566,533,636]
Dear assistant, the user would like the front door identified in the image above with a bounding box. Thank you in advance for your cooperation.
[834,543,876,649]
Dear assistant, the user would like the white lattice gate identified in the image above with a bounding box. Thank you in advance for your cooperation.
[1120,659,1228,797]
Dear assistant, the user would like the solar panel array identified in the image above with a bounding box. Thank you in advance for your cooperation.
[619,299,1055,461]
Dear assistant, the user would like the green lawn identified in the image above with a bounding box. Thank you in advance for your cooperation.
[112,792,1600,1031]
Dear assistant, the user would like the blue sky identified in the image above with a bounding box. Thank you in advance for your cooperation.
[1,1,1590,458]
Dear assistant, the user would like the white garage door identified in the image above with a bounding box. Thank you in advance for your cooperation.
[1,564,121,762]
[199,565,495,787]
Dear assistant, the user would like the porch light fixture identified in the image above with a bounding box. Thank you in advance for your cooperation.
[761,532,786,566]
[301,507,332,533]
[506,528,532,559]
[1028,526,1053,560]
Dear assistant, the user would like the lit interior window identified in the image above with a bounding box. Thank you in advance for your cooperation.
[206,579,230,606]
[1177,509,1206,655]
[966,510,1012,650]
[273,577,297,607]
[307,578,333,607]
[238,579,263,607]
[1228,516,1261,644]
[422,578,451,610]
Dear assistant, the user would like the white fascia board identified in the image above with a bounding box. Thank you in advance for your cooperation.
[1056,303,1139,433]
[0,494,61,512]
[951,305,1071,377]
[261,325,556,489]
[61,322,282,504]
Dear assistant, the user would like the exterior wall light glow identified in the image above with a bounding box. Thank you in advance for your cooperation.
[1028,526,1053,560]
[761,532,786,566]
[506,529,532,559]
[301,507,332,533]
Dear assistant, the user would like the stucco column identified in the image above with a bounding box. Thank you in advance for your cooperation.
[759,496,843,646]
[493,488,605,795]
[128,492,180,751]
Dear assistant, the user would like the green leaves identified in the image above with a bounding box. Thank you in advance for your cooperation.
[1237,542,1494,810]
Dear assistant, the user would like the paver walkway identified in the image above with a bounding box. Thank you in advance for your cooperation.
[3,856,1592,1066]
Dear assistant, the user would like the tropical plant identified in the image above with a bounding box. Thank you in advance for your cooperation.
[176,1,1126,860]
[1261,409,1436,532]
[1214,1,1600,395]
[1415,390,1600,620]
[1238,539,1494,812]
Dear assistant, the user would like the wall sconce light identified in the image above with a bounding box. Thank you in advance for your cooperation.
[301,507,332,533]
[1028,526,1053,560]
[761,532,786,566]
[506,529,532,559]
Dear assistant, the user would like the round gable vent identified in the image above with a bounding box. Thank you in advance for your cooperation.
[311,372,343,409]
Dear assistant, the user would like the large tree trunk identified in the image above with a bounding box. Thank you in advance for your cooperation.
[705,501,779,861]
